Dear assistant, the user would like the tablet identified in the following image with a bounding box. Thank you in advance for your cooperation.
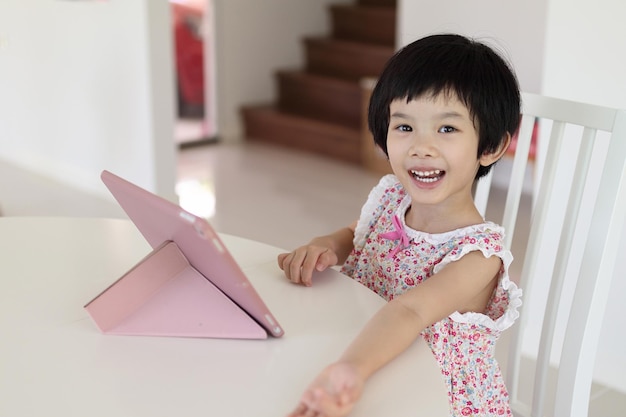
[84,170,284,339]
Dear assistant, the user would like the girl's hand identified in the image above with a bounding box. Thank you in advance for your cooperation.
[287,363,364,417]
[277,243,339,287]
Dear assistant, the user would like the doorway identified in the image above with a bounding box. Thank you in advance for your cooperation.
[170,0,217,146]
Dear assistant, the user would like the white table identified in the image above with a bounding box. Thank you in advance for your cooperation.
[0,217,448,416]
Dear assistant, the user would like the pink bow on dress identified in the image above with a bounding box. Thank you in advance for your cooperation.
[380,214,409,259]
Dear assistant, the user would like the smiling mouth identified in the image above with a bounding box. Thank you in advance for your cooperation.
[410,169,444,183]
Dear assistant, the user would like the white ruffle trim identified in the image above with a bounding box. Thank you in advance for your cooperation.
[437,245,522,332]
[353,174,399,247]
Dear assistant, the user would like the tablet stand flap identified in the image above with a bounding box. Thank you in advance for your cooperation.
[85,241,267,339]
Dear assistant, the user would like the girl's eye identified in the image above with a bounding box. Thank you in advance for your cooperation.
[438,126,456,133]
[395,124,412,132]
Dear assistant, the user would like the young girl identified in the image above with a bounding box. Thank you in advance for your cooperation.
[278,34,523,417]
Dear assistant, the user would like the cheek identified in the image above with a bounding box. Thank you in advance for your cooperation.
[387,150,409,176]
[385,139,404,162]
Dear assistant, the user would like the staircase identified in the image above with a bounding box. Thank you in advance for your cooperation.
[241,0,396,165]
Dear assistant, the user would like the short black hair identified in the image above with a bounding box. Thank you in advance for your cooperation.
[368,33,521,179]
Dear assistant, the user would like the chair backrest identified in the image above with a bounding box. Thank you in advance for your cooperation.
[474,92,626,417]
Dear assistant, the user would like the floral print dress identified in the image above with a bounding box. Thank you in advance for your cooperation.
[341,175,522,417]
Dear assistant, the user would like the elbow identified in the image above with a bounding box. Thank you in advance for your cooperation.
[387,297,429,335]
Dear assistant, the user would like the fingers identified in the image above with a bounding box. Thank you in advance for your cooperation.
[277,249,311,285]
[277,247,338,287]
[286,403,309,417]
[316,250,338,272]
[287,402,324,417]
[288,363,363,417]
[294,388,352,417]
[277,252,288,270]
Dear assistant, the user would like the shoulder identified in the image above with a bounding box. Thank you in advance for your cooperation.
[431,223,510,284]
[367,174,405,207]
[433,223,509,275]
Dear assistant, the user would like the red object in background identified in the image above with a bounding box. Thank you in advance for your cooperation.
[507,118,538,160]
[172,3,205,112]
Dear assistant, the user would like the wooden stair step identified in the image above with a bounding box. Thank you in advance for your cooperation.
[304,37,394,81]
[330,4,396,46]
[241,105,361,164]
[358,0,396,7]
[240,0,397,166]
[277,70,362,129]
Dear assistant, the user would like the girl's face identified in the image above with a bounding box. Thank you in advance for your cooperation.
[386,94,498,227]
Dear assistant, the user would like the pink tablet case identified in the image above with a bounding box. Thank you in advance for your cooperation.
[84,170,284,339]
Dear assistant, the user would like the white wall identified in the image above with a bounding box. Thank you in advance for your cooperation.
[542,0,626,109]
[398,0,547,94]
[398,0,626,393]
[0,0,177,201]
[211,0,352,142]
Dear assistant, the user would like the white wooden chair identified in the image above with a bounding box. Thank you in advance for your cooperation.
[474,92,626,417]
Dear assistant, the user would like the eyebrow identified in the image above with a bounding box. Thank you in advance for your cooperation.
[389,111,466,120]
[389,111,412,120]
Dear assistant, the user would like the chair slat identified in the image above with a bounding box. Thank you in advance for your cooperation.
[521,93,617,131]
[532,127,596,417]
[501,114,535,248]
[554,110,626,416]
[474,169,493,218]
[506,118,566,403]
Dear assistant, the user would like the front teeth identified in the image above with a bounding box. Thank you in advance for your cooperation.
[412,169,441,177]
[411,169,442,183]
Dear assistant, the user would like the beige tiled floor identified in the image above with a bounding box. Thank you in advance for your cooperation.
[1,140,624,415]
[175,141,382,250]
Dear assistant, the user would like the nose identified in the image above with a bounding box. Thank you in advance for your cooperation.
[408,133,437,158]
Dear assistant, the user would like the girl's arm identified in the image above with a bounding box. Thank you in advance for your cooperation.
[289,251,502,417]
[342,251,501,378]
[278,221,357,286]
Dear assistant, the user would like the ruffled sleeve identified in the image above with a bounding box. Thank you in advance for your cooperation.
[353,174,403,248]
[433,225,523,332]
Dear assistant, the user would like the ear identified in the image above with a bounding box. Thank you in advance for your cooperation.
[479,133,512,167]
